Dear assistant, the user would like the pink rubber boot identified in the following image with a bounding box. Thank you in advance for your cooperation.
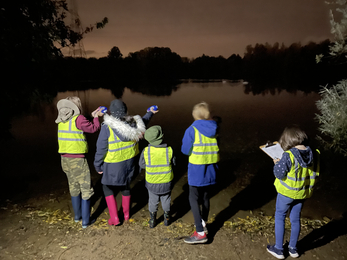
[105,195,120,226]
[122,195,131,221]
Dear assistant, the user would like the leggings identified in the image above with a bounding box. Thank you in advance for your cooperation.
[189,185,211,232]
[102,184,130,197]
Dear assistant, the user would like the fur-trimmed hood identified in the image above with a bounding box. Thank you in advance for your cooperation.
[103,114,146,142]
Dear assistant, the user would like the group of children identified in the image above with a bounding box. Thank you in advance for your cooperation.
[56,96,320,258]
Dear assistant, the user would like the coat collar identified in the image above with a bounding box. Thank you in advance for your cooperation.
[103,114,146,142]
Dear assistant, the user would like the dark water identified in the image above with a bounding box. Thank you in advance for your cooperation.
[2,81,347,223]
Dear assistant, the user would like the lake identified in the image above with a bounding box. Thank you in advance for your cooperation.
[2,80,346,224]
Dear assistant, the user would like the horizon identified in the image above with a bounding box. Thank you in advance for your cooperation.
[60,0,333,59]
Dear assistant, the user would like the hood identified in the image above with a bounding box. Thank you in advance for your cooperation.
[289,146,313,167]
[103,114,146,142]
[192,119,218,138]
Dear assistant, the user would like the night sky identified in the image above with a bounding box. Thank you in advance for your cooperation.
[63,0,333,59]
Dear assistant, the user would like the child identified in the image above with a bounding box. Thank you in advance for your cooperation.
[181,102,219,244]
[94,99,158,226]
[139,125,175,228]
[56,96,104,228]
[267,126,320,259]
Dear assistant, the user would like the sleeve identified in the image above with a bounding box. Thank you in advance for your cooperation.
[273,152,292,180]
[181,126,195,156]
[76,115,101,133]
[94,125,109,172]
[172,155,176,167]
[142,112,154,127]
[139,149,146,170]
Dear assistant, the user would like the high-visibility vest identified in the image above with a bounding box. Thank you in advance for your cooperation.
[189,126,219,165]
[58,115,88,154]
[104,126,139,163]
[274,149,320,199]
[144,146,173,184]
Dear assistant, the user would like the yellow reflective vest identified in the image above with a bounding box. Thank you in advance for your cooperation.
[58,115,88,154]
[144,146,173,184]
[104,126,139,163]
[274,149,320,199]
[189,126,219,165]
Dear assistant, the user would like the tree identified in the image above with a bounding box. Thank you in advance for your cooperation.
[315,0,347,156]
[0,0,108,139]
[0,0,107,66]
[125,47,183,80]
[107,46,123,59]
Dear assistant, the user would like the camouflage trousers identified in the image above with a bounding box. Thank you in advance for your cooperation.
[61,157,94,200]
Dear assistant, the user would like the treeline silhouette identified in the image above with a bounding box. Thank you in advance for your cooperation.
[23,39,342,92]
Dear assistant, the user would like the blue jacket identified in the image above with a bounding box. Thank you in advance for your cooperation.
[181,119,219,187]
[94,112,153,186]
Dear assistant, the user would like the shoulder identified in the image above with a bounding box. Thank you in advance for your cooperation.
[282,151,292,161]
[185,125,195,133]
[76,114,87,121]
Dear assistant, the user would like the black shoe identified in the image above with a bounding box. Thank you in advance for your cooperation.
[149,212,157,228]
[164,211,170,226]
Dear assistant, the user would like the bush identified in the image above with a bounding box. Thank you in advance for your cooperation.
[316,79,347,156]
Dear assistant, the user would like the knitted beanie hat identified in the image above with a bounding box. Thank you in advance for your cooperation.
[109,99,127,118]
[144,125,164,146]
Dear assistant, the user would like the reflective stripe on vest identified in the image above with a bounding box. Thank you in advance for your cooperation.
[58,115,88,154]
[104,126,139,163]
[274,149,320,199]
[189,126,220,165]
[144,146,173,184]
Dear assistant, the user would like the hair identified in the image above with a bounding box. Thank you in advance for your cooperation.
[192,102,210,120]
[66,96,82,114]
[279,125,308,151]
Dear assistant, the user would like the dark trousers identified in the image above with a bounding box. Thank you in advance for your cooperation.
[102,184,130,197]
[189,185,211,232]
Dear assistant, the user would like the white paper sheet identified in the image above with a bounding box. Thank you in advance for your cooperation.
[260,142,284,159]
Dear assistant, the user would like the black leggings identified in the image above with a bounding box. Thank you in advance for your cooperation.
[103,184,130,197]
[189,185,211,232]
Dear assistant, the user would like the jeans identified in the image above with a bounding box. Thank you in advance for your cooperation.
[275,193,304,250]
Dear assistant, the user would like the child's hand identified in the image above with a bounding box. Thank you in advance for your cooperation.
[150,107,159,114]
[92,107,104,117]
[273,158,280,164]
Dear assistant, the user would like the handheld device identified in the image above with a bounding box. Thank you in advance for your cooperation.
[99,106,108,113]
[147,105,158,112]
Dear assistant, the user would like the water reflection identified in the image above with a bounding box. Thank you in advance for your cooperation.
[2,81,346,225]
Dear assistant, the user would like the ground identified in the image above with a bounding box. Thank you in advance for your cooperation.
[1,128,347,260]
[1,195,347,260]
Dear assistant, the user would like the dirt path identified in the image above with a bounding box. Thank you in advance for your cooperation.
[1,198,346,260]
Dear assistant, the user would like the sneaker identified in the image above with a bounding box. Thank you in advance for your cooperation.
[288,246,299,258]
[184,231,208,244]
[266,245,285,259]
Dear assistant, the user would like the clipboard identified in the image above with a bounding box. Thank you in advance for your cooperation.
[260,141,284,160]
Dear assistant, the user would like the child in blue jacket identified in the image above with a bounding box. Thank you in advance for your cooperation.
[181,102,219,244]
